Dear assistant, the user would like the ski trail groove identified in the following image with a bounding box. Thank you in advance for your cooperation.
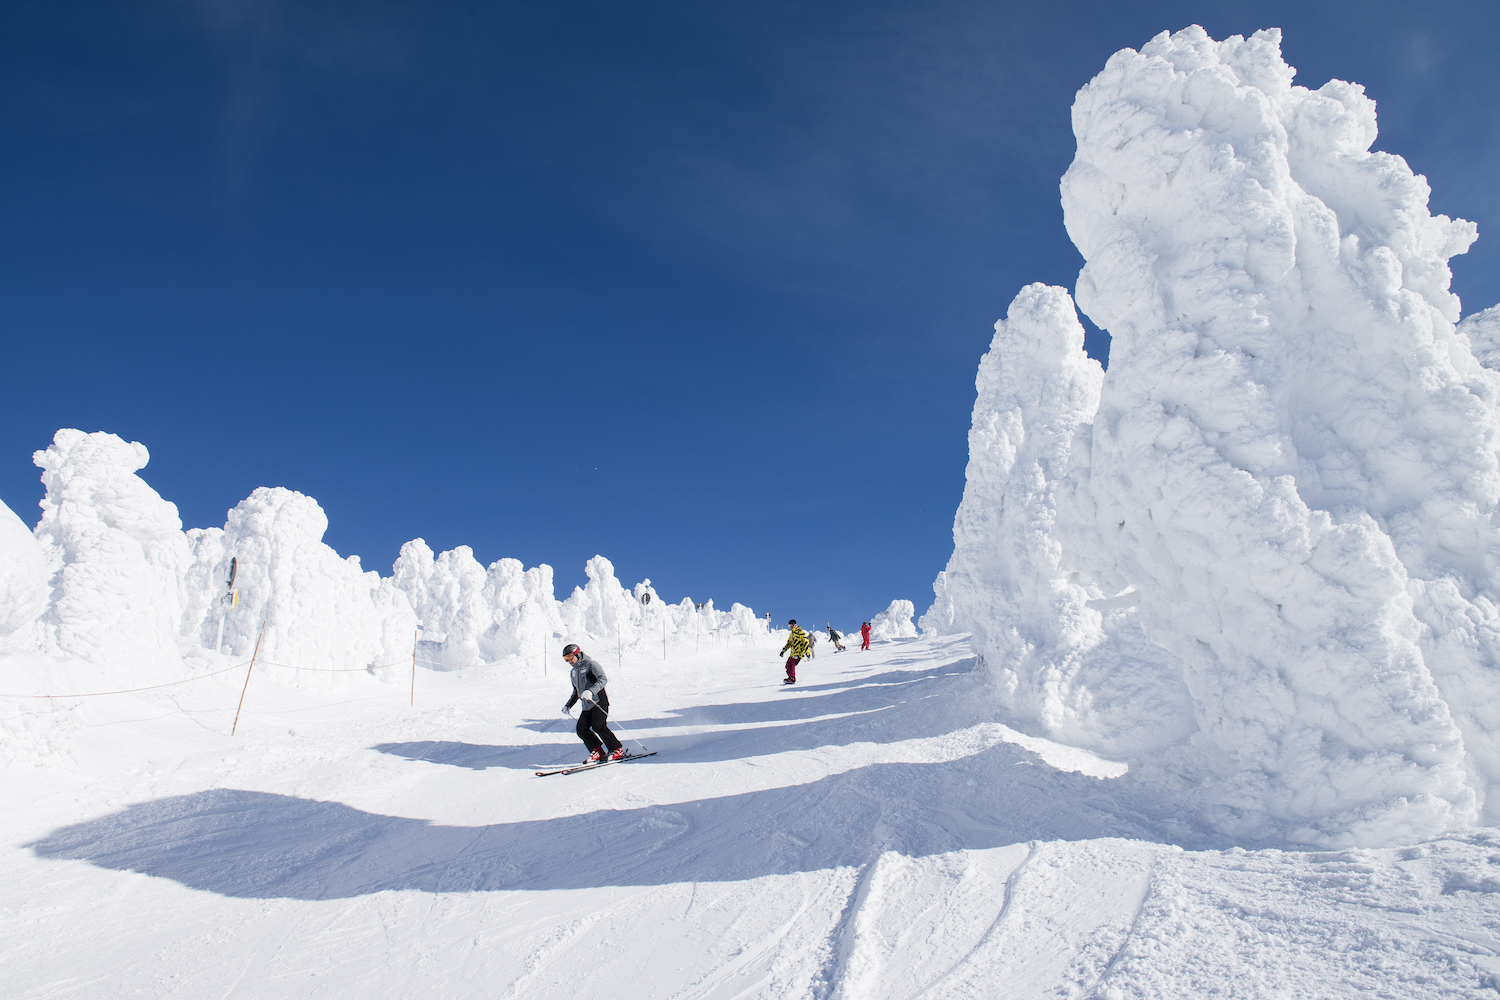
[1085,852,1156,1000]
[671,872,849,1000]
[913,840,1038,999]
[818,852,890,1000]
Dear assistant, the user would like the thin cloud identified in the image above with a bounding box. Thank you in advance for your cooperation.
[180,0,409,203]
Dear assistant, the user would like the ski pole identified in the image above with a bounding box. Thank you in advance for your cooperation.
[606,716,648,752]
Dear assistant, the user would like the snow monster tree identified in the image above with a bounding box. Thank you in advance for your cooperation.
[931,26,1500,847]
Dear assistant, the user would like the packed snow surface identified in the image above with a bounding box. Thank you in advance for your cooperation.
[9,635,1500,999]
[928,24,1500,848]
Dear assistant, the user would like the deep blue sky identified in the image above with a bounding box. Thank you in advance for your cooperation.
[3,1,1499,625]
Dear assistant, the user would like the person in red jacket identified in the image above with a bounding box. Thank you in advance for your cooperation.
[860,621,871,650]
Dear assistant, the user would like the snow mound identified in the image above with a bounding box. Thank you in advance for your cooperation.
[869,599,917,640]
[191,487,417,684]
[1460,304,1500,372]
[0,497,48,639]
[390,539,564,666]
[30,430,192,679]
[932,26,1500,846]
[557,557,770,655]
[930,284,1195,759]
[1,426,775,755]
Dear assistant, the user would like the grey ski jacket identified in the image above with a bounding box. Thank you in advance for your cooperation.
[563,652,609,711]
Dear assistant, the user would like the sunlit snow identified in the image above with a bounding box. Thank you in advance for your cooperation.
[6,24,1500,998]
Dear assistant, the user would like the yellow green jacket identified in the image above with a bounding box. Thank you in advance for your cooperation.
[780,626,811,659]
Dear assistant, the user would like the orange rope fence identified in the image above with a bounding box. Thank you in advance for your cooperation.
[0,661,251,700]
[0,650,548,701]
[413,650,546,670]
[1,629,762,705]
[256,659,407,673]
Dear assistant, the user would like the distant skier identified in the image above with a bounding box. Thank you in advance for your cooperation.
[827,624,845,652]
[860,621,871,650]
[808,630,818,658]
[779,620,810,684]
[560,643,626,762]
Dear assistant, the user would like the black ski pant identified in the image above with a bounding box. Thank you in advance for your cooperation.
[577,701,622,754]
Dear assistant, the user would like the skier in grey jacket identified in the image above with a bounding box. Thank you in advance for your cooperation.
[561,643,625,762]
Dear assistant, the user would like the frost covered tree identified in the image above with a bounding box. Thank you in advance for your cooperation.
[0,498,48,641]
[933,26,1500,846]
[30,430,193,676]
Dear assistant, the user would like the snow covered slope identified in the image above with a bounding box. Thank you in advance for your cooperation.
[6,636,1500,998]
[930,25,1500,847]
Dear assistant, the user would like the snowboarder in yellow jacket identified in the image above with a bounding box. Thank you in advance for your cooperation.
[779,620,810,685]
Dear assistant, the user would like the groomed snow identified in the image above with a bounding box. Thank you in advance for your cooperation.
[6,636,1500,998]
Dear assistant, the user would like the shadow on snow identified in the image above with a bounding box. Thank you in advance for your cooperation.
[370,741,559,771]
[377,656,983,773]
[28,742,1174,901]
[31,636,1207,899]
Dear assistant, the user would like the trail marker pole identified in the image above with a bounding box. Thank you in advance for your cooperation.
[663,616,667,661]
[231,620,267,737]
[410,629,418,706]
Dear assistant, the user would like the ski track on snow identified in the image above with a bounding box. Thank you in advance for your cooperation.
[7,635,1500,997]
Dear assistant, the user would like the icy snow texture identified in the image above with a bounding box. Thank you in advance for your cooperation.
[869,599,918,640]
[931,285,1195,759]
[29,430,192,677]
[933,26,1500,845]
[384,548,771,665]
[0,498,47,638]
[184,488,418,684]
[390,539,566,666]
[555,558,769,655]
[1461,305,1500,373]
[0,429,775,714]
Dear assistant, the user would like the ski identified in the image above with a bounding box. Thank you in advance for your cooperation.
[535,751,656,777]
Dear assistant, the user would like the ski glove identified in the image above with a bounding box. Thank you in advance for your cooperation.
[561,705,572,716]
[579,689,595,703]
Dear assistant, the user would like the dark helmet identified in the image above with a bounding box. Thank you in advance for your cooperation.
[788,619,797,626]
[562,643,580,658]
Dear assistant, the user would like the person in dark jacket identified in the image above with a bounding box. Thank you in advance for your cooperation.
[561,643,625,762]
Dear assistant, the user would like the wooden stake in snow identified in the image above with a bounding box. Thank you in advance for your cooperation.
[410,629,418,706]
[231,620,267,737]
